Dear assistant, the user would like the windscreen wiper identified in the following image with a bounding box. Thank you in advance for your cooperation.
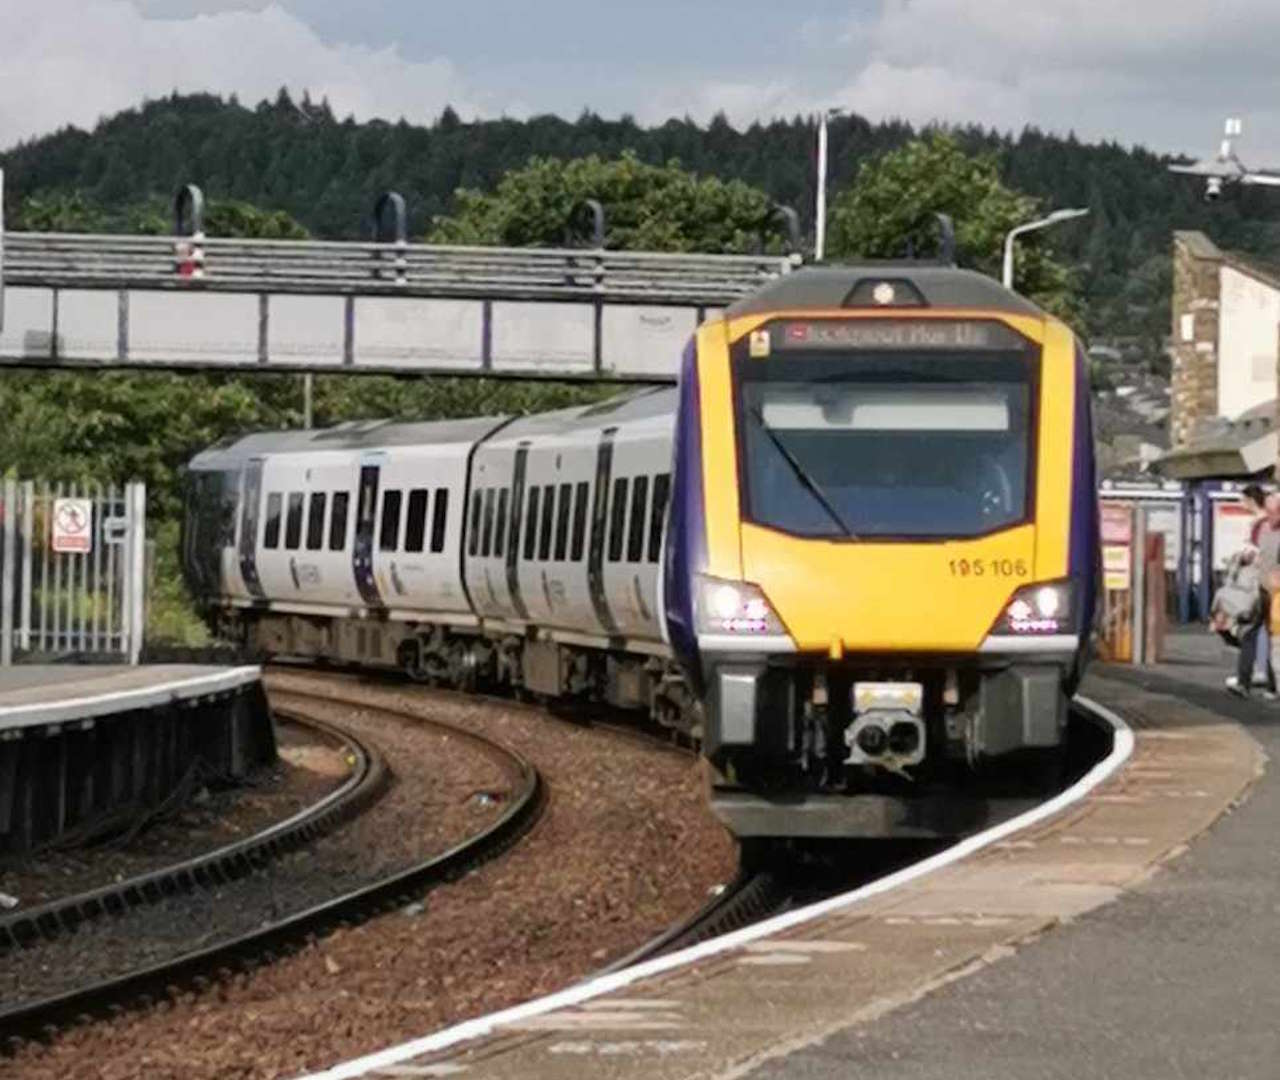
[749,407,858,540]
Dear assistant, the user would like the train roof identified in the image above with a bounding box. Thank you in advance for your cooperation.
[483,387,675,448]
[189,414,509,470]
[725,264,1045,318]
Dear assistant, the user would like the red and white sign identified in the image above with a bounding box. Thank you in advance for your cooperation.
[52,497,93,553]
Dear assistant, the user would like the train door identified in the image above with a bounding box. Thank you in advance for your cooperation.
[353,461,384,608]
[237,458,266,600]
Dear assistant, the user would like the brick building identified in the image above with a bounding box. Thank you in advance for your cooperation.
[1160,231,1280,479]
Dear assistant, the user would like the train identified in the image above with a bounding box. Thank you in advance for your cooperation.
[184,261,1098,839]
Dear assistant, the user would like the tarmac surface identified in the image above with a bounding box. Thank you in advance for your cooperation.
[755,630,1280,1080]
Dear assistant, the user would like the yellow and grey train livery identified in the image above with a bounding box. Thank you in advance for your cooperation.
[662,264,1098,836]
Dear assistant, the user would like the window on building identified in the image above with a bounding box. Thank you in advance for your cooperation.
[495,489,509,559]
[430,489,449,553]
[523,487,541,560]
[263,493,283,549]
[329,491,350,551]
[379,489,402,552]
[571,481,589,562]
[481,489,496,557]
[608,477,629,563]
[404,488,429,553]
[627,475,649,562]
[285,492,305,550]
[306,492,327,551]
[554,482,572,561]
[648,473,670,563]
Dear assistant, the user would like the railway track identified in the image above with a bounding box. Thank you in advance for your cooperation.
[0,693,542,1048]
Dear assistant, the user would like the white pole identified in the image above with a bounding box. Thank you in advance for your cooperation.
[1002,208,1089,291]
[815,113,829,263]
[1,477,14,666]
[127,481,147,665]
[1001,227,1022,290]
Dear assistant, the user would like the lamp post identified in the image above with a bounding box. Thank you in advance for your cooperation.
[1002,208,1089,290]
[814,108,843,262]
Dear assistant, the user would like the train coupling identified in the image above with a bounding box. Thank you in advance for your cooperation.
[845,681,926,777]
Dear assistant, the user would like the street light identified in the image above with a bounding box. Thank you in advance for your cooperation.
[1002,208,1089,290]
[814,107,843,262]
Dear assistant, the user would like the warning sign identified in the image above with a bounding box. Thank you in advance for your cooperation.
[1103,544,1131,592]
[52,497,93,553]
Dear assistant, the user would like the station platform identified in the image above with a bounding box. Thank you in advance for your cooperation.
[0,664,274,853]
[306,629,1273,1080]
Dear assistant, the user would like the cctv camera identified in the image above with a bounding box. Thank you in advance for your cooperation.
[1205,177,1223,202]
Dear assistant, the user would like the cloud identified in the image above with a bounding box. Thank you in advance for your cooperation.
[0,0,481,150]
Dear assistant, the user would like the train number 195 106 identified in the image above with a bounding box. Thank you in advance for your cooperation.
[948,558,1028,578]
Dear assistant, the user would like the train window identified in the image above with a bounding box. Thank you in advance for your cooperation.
[648,474,670,563]
[571,481,589,561]
[627,476,649,562]
[405,488,429,553]
[380,490,402,552]
[263,492,283,549]
[468,491,482,556]
[538,484,555,561]
[495,490,509,559]
[329,492,350,551]
[608,477,629,563]
[430,489,449,553]
[554,482,572,561]
[306,492,327,551]
[285,493,305,550]
[523,487,541,560]
[481,489,496,558]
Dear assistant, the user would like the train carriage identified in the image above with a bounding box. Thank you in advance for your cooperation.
[185,260,1097,841]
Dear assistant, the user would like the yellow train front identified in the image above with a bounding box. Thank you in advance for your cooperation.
[662,264,1098,838]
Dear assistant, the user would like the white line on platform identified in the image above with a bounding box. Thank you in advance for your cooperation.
[300,696,1134,1080]
[0,666,262,730]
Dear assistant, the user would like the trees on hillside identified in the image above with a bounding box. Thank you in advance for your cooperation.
[428,152,789,252]
[827,133,1080,321]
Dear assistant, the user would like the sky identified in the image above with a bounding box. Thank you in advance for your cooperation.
[4,0,1280,165]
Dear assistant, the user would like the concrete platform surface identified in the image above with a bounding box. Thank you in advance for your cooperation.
[0,664,262,731]
[305,658,1264,1080]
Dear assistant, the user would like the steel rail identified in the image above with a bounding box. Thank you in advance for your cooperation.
[0,710,386,953]
[0,696,541,1047]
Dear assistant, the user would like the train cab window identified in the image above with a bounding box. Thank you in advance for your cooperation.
[405,488,429,553]
[430,489,449,553]
[380,490,402,552]
[306,492,327,551]
[523,487,541,560]
[608,477,629,563]
[627,476,649,562]
[648,473,670,563]
[263,493,283,549]
[495,490,509,559]
[285,493,305,550]
[553,482,572,561]
[570,481,589,562]
[538,485,555,561]
[468,491,482,556]
[329,492,350,551]
[481,489,496,558]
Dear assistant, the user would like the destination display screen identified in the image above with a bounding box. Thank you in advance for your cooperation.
[756,319,1028,354]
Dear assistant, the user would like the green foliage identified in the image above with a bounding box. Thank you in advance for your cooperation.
[827,133,1079,321]
[430,151,786,252]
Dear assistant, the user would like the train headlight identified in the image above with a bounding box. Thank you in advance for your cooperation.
[695,575,787,636]
[993,580,1075,635]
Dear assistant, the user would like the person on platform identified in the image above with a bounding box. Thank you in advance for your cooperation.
[1232,491,1280,698]
[1228,485,1271,693]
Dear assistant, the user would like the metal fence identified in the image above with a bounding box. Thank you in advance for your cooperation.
[0,479,147,665]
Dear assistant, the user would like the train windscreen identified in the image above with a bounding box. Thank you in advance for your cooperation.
[733,322,1038,540]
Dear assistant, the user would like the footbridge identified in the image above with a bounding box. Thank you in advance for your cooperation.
[0,181,798,382]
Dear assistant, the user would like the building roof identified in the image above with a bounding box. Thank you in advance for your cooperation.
[1155,399,1276,480]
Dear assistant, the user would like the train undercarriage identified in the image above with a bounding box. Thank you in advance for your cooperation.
[221,608,1074,839]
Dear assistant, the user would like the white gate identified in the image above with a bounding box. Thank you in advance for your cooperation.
[0,479,147,665]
